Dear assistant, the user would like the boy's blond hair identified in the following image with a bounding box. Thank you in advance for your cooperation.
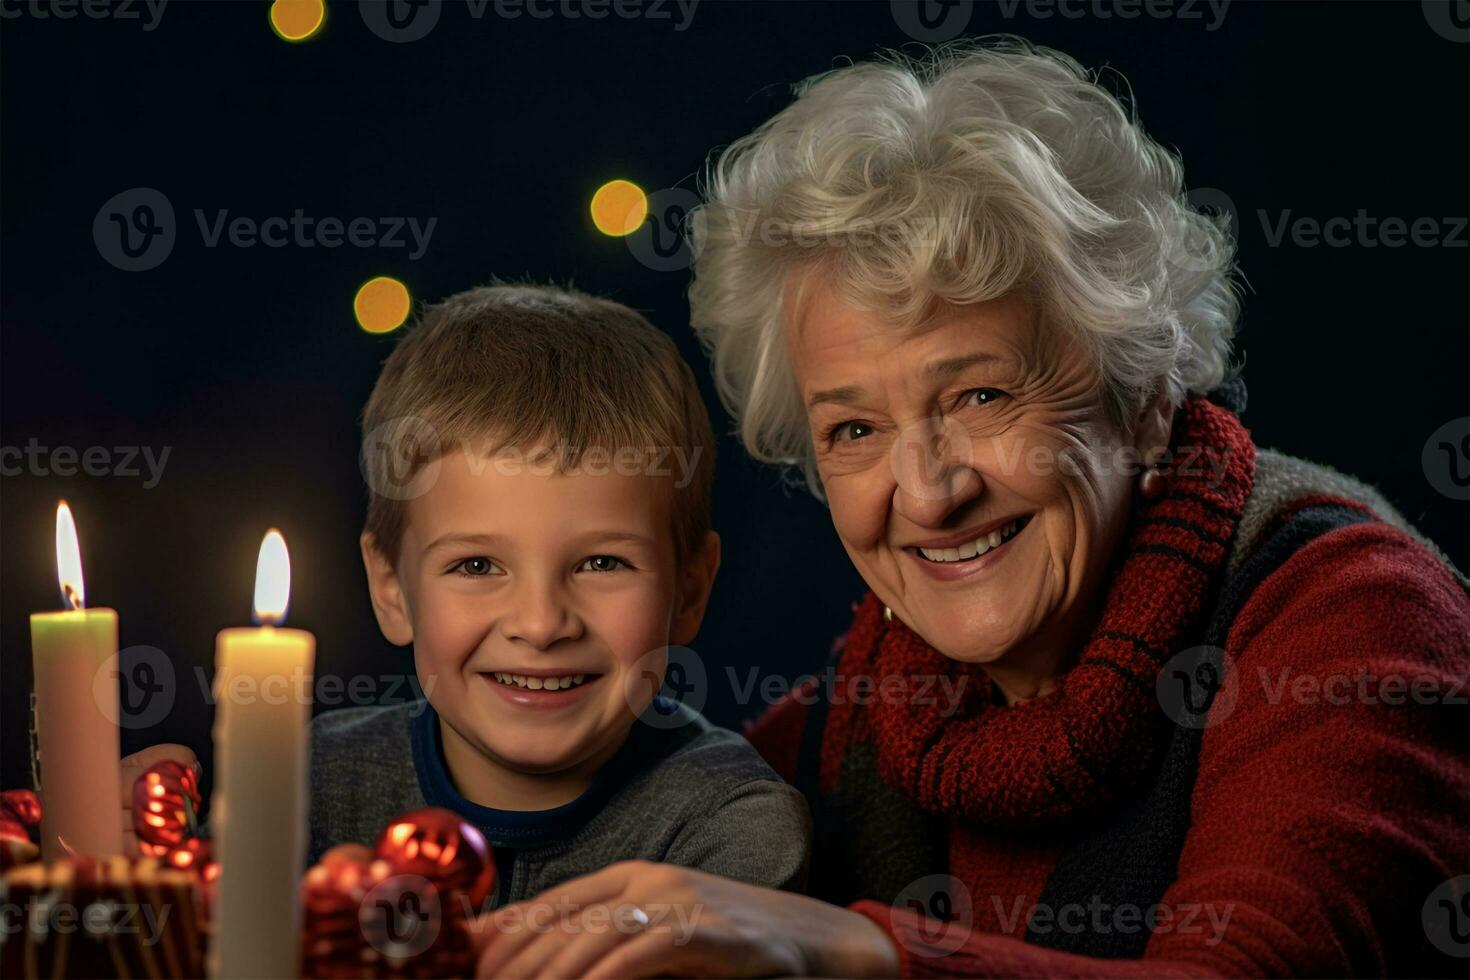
[361,283,715,566]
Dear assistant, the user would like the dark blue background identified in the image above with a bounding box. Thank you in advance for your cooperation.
[3,0,1466,803]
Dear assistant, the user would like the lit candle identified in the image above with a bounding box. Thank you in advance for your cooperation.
[209,530,315,979]
[29,501,124,862]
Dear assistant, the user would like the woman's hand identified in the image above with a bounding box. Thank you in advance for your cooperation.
[472,860,901,979]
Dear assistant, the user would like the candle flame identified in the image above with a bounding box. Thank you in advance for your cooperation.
[253,529,291,625]
[55,501,85,610]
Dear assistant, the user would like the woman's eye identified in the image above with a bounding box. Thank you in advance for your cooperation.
[453,557,498,577]
[579,555,630,573]
[828,420,876,444]
[963,387,1006,408]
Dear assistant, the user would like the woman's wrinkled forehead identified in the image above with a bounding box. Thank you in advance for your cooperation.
[783,271,1075,385]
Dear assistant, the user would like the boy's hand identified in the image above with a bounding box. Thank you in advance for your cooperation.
[318,842,375,868]
[119,743,200,857]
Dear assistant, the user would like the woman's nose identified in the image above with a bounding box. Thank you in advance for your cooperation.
[889,416,984,526]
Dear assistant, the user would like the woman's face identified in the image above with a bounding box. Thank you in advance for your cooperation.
[786,277,1164,690]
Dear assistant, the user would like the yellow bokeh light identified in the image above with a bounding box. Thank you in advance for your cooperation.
[355,276,412,334]
[270,0,326,42]
[590,179,648,237]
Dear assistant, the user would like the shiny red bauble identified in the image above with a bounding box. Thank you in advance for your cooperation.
[131,759,201,854]
[373,806,495,912]
[0,788,41,870]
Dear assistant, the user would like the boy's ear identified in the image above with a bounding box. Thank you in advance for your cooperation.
[360,532,414,646]
[670,530,721,647]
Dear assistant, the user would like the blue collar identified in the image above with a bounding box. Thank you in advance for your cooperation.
[410,697,669,850]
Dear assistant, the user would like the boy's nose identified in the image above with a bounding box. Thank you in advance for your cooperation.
[499,583,581,650]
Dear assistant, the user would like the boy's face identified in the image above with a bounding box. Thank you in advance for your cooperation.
[363,447,718,779]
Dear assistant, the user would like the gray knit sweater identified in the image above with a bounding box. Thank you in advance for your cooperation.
[308,696,812,911]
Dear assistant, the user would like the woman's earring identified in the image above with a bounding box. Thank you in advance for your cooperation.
[883,605,894,623]
[1139,464,1168,500]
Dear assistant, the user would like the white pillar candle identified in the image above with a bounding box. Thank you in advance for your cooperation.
[208,529,315,979]
[29,501,124,862]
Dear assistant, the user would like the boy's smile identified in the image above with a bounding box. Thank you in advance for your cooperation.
[361,445,719,810]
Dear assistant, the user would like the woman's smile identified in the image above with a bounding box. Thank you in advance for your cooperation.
[903,513,1033,581]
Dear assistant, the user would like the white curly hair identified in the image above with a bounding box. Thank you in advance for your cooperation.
[687,37,1240,498]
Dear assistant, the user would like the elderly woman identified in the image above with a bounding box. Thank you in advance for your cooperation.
[475,40,1469,978]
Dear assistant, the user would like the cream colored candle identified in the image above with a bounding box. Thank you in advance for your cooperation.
[208,529,315,979]
[29,501,124,862]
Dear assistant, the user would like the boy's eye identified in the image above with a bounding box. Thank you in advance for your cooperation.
[453,557,500,577]
[579,555,630,573]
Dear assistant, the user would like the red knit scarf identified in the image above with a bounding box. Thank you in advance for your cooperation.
[819,398,1257,830]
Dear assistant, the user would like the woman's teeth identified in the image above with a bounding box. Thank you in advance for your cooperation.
[492,672,589,691]
[917,517,1026,563]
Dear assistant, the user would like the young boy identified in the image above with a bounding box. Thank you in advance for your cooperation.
[316,283,810,908]
[124,283,811,911]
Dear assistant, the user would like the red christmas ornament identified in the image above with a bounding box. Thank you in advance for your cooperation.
[131,760,201,855]
[0,788,41,870]
[162,835,212,873]
[374,807,495,912]
[301,856,472,979]
[302,857,385,977]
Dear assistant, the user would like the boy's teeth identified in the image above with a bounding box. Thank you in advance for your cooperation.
[492,672,591,691]
[917,518,1025,563]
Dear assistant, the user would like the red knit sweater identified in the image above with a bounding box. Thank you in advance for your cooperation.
[746,403,1470,977]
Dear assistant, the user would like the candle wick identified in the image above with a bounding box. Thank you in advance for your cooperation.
[61,583,83,611]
